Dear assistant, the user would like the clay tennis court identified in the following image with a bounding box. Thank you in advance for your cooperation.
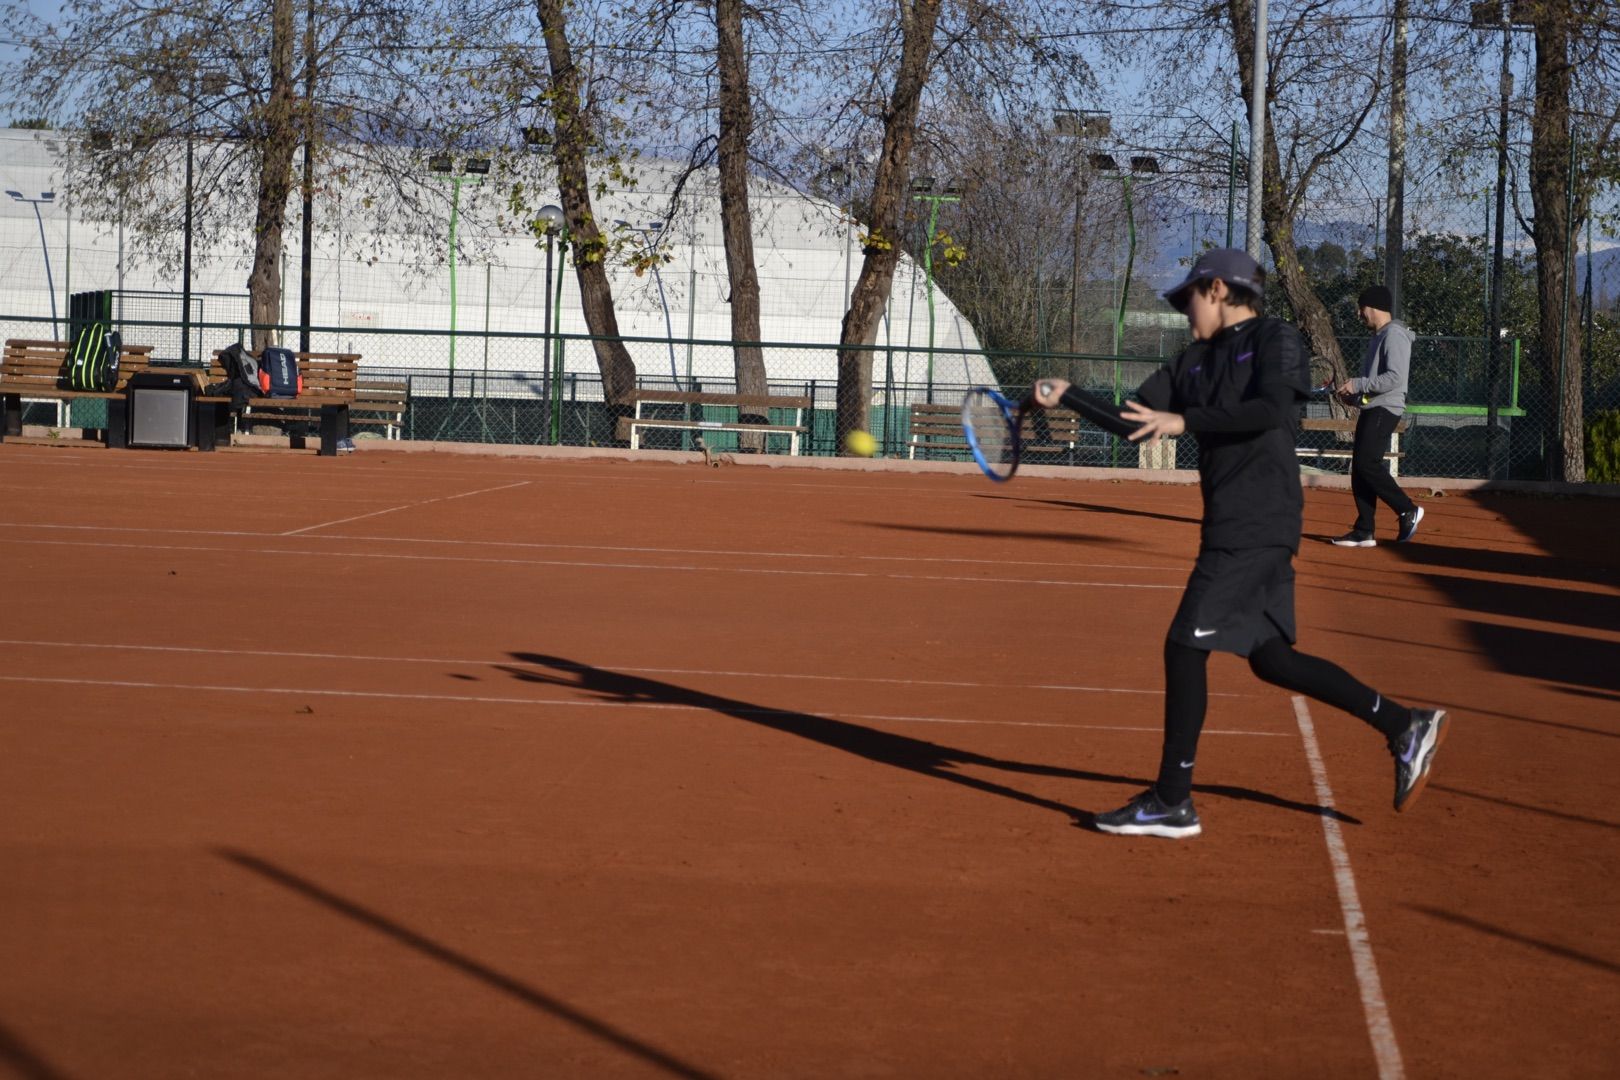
[2,442,1616,1078]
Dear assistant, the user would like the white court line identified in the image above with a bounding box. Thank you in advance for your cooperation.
[0,638,1250,697]
[0,522,1187,574]
[0,674,1287,736]
[1291,696,1406,1080]
[0,537,1180,588]
[281,480,533,535]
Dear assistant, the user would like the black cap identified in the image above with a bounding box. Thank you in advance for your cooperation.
[1358,284,1393,312]
[1164,248,1264,313]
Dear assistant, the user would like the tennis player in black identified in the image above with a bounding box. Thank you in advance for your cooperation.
[1033,249,1448,839]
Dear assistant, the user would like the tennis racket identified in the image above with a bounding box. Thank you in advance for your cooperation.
[962,382,1140,481]
[960,387,1026,481]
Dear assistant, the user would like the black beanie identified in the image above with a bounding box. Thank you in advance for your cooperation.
[1358,284,1393,312]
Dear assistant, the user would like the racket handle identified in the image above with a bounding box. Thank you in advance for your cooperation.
[1057,385,1139,438]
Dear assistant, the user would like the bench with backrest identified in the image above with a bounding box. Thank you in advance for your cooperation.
[906,400,1087,462]
[204,349,379,455]
[1,338,157,445]
[1296,416,1408,477]
[353,379,410,440]
[616,388,813,455]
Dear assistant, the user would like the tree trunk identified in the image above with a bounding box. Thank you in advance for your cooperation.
[1385,0,1407,315]
[1228,0,1352,414]
[1529,1,1584,482]
[715,0,767,449]
[836,0,941,449]
[535,0,638,412]
[246,0,299,353]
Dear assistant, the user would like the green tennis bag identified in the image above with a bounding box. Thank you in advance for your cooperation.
[62,323,122,392]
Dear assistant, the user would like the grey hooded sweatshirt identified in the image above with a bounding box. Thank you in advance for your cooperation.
[1353,320,1415,414]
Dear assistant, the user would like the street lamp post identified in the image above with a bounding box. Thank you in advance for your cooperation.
[179,70,229,366]
[7,190,59,339]
[909,176,960,403]
[536,204,566,443]
[428,155,489,397]
[1054,109,1111,356]
[1086,154,1159,358]
[614,220,681,389]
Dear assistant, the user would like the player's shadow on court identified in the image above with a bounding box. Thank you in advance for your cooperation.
[501,653,1358,828]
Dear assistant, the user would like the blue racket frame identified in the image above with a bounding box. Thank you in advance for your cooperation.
[960,386,1023,482]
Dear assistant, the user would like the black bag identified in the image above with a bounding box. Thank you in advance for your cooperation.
[260,346,300,398]
[213,343,262,407]
[63,324,121,392]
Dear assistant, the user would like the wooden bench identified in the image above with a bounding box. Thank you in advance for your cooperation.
[616,389,812,454]
[353,379,410,440]
[204,350,371,456]
[906,400,1087,462]
[1297,416,1409,477]
[1,338,157,445]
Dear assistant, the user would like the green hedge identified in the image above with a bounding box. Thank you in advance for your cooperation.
[1586,410,1620,483]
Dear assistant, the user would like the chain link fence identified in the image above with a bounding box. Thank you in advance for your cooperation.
[3,308,1613,481]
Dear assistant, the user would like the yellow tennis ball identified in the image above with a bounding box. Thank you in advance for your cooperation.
[844,429,877,457]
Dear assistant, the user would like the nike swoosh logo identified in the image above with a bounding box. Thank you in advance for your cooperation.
[1193,628,1217,638]
[1135,809,1173,822]
[1179,760,1195,768]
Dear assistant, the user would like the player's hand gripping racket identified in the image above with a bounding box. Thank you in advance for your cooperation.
[961,382,1140,482]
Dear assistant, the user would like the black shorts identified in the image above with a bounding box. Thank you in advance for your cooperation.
[1167,546,1297,657]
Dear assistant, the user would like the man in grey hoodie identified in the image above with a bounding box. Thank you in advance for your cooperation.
[1331,285,1424,546]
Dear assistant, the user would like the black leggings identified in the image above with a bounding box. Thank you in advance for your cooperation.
[1352,406,1415,531]
[1155,637,1410,805]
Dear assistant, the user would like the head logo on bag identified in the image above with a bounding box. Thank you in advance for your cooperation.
[63,324,122,392]
[258,346,302,398]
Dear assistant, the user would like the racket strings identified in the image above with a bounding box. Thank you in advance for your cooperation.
[962,392,1018,477]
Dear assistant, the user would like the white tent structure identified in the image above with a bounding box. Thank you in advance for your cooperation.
[0,128,995,400]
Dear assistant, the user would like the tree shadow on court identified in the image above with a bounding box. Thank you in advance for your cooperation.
[1406,904,1620,977]
[1428,783,1620,832]
[1457,620,1620,694]
[1376,493,1620,690]
[973,494,1203,527]
[500,653,1358,828]
[853,520,1129,547]
[215,848,719,1080]
[0,1018,74,1080]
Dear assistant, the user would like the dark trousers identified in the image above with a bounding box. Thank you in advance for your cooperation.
[1352,406,1415,532]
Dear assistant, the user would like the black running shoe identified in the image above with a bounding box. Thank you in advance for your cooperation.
[1396,505,1425,543]
[1093,788,1202,839]
[1331,530,1377,547]
[1391,709,1448,812]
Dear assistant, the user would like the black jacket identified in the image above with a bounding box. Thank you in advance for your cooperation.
[1137,316,1311,551]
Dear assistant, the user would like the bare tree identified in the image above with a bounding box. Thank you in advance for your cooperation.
[1523,0,1619,482]
[245,0,298,350]
[714,0,769,446]
[534,0,639,408]
[1234,0,1385,399]
[1,0,477,346]
[833,0,943,445]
